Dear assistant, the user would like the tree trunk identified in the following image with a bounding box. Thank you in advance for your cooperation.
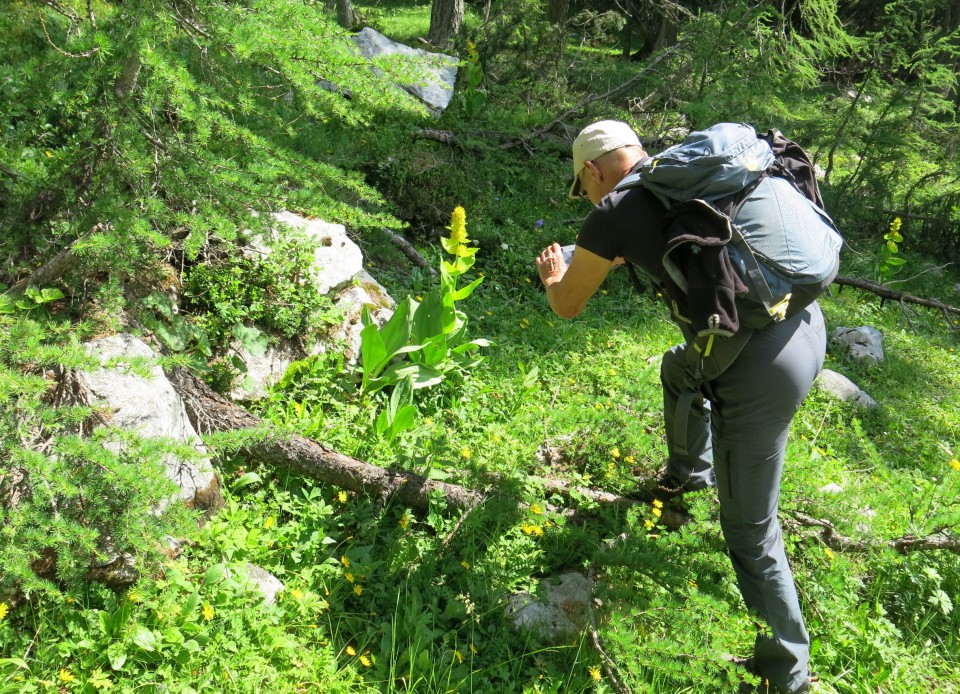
[336,0,358,29]
[547,0,569,25]
[428,0,464,46]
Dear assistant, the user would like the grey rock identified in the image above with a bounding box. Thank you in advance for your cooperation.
[352,28,457,113]
[80,334,221,510]
[830,326,884,365]
[506,572,594,641]
[817,368,878,408]
[243,563,285,605]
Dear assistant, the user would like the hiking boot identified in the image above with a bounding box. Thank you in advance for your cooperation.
[729,656,813,694]
[628,467,691,503]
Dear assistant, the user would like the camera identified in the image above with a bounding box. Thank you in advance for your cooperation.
[560,244,575,265]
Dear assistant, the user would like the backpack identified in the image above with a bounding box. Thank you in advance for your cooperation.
[616,122,843,335]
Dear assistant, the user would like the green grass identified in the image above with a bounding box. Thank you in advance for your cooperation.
[2,2,960,692]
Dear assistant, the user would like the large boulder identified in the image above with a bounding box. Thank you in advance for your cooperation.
[230,212,395,400]
[352,28,458,113]
[79,334,222,512]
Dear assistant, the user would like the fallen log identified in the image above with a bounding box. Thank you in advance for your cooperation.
[834,275,960,318]
[166,367,480,512]
[166,367,957,553]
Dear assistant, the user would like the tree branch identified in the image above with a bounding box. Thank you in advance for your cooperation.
[834,274,960,317]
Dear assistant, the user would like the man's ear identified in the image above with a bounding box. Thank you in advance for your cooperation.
[583,159,602,184]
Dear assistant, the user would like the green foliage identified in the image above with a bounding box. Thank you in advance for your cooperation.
[0,302,193,599]
[877,216,907,282]
[358,206,490,441]
[0,0,420,310]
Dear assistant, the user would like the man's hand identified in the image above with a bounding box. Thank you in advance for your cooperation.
[534,243,613,319]
[536,242,567,284]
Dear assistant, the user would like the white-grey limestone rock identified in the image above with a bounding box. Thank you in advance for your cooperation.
[816,368,878,408]
[80,334,220,510]
[506,572,594,641]
[830,326,885,365]
[352,28,458,113]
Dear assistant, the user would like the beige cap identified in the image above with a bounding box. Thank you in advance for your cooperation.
[569,120,642,198]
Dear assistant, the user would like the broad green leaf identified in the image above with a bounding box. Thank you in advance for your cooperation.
[232,323,269,357]
[132,626,159,652]
[451,276,484,301]
[379,297,412,358]
[360,322,388,379]
[412,290,444,343]
[232,471,263,490]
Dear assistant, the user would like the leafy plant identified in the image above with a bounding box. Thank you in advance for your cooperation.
[877,216,907,283]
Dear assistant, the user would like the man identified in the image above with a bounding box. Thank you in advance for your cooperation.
[535,120,824,694]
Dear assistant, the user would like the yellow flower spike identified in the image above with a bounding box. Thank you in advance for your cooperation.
[346,645,357,656]
[202,603,215,621]
[588,665,602,682]
[449,206,468,244]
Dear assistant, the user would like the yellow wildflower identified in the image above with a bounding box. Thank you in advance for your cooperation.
[824,548,835,561]
[460,560,471,570]
[625,455,635,463]
[950,459,960,472]
[360,654,372,667]
[609,368,617,376]
[337,491,348,503]
[644,519,655,530]
[651,506,662,518]
[588,665,602,682]
[453,649,464,663]
[202,603,214,621]
[345,572,354,583]
[346,645,357,656]
[461,447,472,459]
[60,669,76,683]
[610,447,621,459]
[652,499,664,509]
[340,555,351,568]
[398,512,410,530]
[521,523,537,535]
[353,584,363,596]
[0,602,9,620]
[532,526,544,537]
[264,516,275,529]
[469,643,478,655]
[291,589,303,601]
[449,206,468,244]
[530,503,543,515]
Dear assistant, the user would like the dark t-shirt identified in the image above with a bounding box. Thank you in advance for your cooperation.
[574,162,669,280]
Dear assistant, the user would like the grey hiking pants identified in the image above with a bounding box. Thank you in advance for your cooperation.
[661,302,826,693]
